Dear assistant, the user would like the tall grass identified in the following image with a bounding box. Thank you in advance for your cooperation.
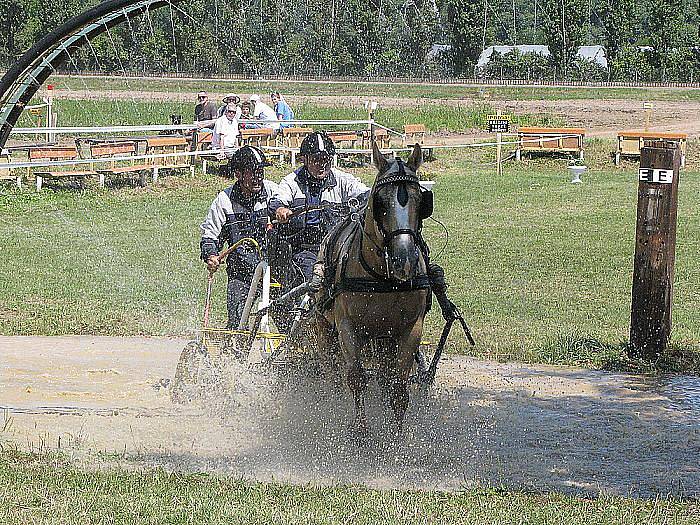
[21,98,560,132]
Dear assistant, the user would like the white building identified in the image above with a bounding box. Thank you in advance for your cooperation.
[476,44,608,69]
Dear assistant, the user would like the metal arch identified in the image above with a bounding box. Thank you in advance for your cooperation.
[0,0,186,150]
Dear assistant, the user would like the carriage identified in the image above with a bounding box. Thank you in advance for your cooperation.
[171,143,474,435]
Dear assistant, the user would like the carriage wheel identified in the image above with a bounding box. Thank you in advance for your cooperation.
[170,340,222,404]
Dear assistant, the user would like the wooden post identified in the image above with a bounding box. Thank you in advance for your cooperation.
[629,140,682,359]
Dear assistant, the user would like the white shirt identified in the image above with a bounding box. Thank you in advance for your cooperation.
[253,101,280,130]
[213,114,240,151]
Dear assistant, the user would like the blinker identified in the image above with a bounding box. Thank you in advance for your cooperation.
[419,188,433,220]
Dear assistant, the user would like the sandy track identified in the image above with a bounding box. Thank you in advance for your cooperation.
[46,88,700,137]
[1,335,698,497]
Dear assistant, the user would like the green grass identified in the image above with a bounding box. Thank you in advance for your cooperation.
[0,451,697,525]
[54,75,700,102]
[17,98,560,132]
[1,141,699,372]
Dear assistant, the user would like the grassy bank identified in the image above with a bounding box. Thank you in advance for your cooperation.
[18,98,560,132]
[1,144,699,372]
[0,451,696,525]
[54,75,700,102]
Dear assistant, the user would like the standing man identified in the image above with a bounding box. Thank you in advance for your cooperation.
[200,146,279,329]
[269,131,369,286]
[194,91,218,131]
[213,102,240,158]
[271,91,294,128]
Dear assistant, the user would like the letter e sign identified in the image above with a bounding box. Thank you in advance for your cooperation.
[639,168,674,184]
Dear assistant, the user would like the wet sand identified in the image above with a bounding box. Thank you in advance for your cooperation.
[1,335,698,497]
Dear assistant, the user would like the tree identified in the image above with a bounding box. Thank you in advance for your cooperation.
[538,0,589,77]
[648,0,686,74]
[447,0,487,75]
[401,0,440,75]
[597,0,635,62]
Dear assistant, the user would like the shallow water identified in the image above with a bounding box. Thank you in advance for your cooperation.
[0,335,698,498]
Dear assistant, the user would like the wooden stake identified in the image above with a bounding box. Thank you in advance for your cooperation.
[629,140,682,359]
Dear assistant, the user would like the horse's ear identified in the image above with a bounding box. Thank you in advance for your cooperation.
[372,140,389,172]
[407,143,423,172]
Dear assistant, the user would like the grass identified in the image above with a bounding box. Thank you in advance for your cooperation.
[17,98,560,132]
[1,140,699,373]
[0,450,697,525]
[54,74,700,102]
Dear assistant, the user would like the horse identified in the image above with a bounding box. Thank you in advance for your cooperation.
[314,141,433,438]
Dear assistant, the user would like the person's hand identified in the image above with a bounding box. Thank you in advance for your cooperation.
[275,207,293,223]
[206,255,220,274]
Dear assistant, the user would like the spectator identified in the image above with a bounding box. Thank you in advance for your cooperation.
[213,102,240,159]
[218,93,241,118]
[270,92,294,128]
[249,94,280,133]
[239,102,261,129]
[194,91,218,131]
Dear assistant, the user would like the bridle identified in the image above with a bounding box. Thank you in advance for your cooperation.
[359,158,427,280]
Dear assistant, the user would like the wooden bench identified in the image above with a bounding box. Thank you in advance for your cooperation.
[0,150,22,189]
[616,131,687,167]
[187,130,220,174]
[516,127,586,161]
[89,141,152,187]
[240,128,275,148]
[30,145,98,192]
[403,124,435,160]
[282,127,314,148]
[403,124,426,145]
[325,131,361,149]
[146,136,195,182]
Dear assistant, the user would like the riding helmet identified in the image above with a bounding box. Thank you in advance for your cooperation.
[228,145,270,173]
[299,131,336,157]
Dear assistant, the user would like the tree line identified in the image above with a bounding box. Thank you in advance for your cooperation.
[0,0,699,81]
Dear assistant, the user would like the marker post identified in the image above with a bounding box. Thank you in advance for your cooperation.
[629,140,682,359]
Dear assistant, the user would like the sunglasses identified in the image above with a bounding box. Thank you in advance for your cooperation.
[226,110,236,114]
[198,95,207,99]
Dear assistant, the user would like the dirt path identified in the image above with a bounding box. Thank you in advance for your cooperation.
[47,88,700,137]
[1,336,698,497]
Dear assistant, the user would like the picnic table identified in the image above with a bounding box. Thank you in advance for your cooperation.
[516,127,586,160]
[615,131,687,167]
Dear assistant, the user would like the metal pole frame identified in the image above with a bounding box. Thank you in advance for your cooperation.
[0,0,186,151]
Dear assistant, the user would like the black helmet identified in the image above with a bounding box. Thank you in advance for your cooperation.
[300,131,336,157]
[228,145,270,173]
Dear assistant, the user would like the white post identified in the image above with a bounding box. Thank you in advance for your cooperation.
[496,110,503,177]
[259,262,272,354]
[46,85,55,143]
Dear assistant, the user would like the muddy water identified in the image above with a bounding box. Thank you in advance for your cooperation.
[1,336,698,497]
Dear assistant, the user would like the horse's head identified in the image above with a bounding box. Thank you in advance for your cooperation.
[368,141,432,282]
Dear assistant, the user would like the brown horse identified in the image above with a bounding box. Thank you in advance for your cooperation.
[314,142,432,438]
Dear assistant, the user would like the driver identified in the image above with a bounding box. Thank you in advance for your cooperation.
[268,131,369,287]
[200,146,279,328]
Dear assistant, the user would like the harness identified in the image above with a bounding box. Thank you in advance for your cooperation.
[319,158,432,311]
